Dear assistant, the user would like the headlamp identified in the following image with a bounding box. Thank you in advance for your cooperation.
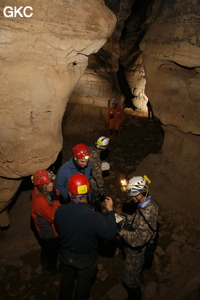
[48,170,56,181]
[77,185,88,195]
[121,179,127,186]
[121,179,128,192]
[143,175,151,184]
[97,140,103,146]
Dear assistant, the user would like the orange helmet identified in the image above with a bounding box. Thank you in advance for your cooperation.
[73,144,90,159]
[68,174,90,196]
[32,170,56,186]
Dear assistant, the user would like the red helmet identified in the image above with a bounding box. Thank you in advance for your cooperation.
[68,174,90,195]
[73,144,90,159]
[32,170,55,186]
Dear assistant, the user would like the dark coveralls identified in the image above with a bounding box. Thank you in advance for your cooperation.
[54,201,116,300]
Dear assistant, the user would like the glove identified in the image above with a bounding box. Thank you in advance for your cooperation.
[115,214,126,230]
[98,187,104,195]
[50,189,60,201]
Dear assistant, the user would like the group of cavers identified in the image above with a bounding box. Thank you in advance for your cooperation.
[31,99,158,300]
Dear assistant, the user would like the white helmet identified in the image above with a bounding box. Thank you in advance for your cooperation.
[126,176,150,196]
[96,136,110,150]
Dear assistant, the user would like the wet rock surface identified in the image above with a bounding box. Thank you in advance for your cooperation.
[1,115,200,300]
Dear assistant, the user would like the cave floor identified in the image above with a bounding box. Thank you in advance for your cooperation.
[1,113,199,300]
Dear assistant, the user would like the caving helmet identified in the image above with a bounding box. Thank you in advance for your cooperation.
[68,174,90,202]
[73,144,90,159]
[32,170,56,186]
[96,136,110,150]
[121,175,151,197]
[112,99,118,106]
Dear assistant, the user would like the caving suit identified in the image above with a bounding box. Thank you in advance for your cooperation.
[54,201,116,300]
[120,196,158,299]
[106,106,124,137]
[55,157,92,202]
[31,187,61,273]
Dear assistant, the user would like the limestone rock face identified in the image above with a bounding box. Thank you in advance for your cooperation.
[66,70,114,120]
[137,0,200,216]
[67,0,134,117]
[0,0,116,225]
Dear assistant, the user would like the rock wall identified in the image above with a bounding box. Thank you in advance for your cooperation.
[125,54,148,115]
[119,0,154,115]
[0,0,116,226]
[137,0,200,216]
[66,70,114,119]
[66,0,134,117]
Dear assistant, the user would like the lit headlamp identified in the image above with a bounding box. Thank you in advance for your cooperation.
[121,179,128,192]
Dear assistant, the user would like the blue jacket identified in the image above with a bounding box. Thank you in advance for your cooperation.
[55,157,92,199]
[54,202,116,254]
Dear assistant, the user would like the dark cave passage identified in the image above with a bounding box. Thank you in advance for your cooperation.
[117,63,136,110]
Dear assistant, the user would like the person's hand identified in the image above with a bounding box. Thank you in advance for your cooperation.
[104,196,113,211]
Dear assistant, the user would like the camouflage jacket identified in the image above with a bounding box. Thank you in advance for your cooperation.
[89,147,104,190]
[120,198,158,248]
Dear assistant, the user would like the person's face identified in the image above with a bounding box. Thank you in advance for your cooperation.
[76,158,89,168]
[131,193,143,203]
[45,181,54,192]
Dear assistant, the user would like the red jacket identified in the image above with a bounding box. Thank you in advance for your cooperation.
[31,187,61,239]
